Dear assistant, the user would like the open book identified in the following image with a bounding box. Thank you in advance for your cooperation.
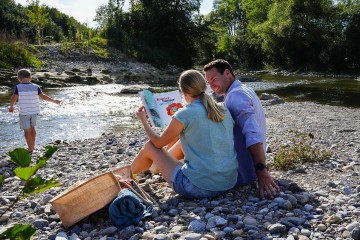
[139,89,184,128]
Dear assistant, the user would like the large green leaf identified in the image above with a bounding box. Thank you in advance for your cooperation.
[42,145,58,159]
[23,177,60,195]
[34,157,46,168]
[13,159,45,181]
[0,174,4,187]
[7,148,31,167]
[0,224,36,240]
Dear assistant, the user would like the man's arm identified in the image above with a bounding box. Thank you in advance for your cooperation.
[248,143,280,199]
[39,93,61,104]
[227,91,279,199]
[9,94,18,112]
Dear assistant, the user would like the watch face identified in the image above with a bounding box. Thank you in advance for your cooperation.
[255,163,266,170]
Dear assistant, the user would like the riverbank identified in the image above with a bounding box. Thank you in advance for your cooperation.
[0,101,359,239]
[0,45,181,91]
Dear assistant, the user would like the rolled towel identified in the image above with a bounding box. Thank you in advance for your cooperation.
[109,188,152,229]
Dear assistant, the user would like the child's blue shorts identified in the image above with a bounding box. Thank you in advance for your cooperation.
[170,164,227,198]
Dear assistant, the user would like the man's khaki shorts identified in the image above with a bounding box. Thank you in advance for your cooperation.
[19,114,38,130]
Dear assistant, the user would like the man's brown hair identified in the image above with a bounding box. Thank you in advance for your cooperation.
[203,59,235,78]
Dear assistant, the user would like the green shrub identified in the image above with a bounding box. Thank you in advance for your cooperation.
[272,130,332,171]
[0,42,43,69]
[0,146,60,240]
[89,36,107,47]
[60,37,109,58]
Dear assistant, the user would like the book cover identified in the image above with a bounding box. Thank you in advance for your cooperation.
[139,89,184,128]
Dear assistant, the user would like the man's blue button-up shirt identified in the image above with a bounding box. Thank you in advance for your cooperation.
[225,80,267,184]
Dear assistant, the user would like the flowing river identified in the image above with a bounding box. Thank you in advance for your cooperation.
[0,84,140,155]
[0,75,359,155]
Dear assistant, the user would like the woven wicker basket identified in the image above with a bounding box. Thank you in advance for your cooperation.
[50,165,132,228]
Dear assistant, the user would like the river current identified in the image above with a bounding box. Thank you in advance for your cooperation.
[0,84,140,155]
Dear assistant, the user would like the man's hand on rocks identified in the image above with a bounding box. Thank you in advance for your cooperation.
[257,169,280,199]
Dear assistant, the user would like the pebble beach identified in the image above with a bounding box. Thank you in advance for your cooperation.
[1,100,359,240]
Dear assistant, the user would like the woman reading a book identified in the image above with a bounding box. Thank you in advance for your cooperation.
[131,69,238,198]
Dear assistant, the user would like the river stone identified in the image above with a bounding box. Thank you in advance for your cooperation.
[243,216,257,226]
[188,220,206,233]
[99,226,117,236]
[184,233,202,240]
[154,225,168,234]
[301,228,311,236]
[326,215,341,223]
[33,219,49,229]
[352,227,360,240]
[69,233,80,240]
[346,222,360,231]
[268,223,287,234]
[0,161,9,167]
[211,230,226,238]
[317,223,327,231]
[55,232,68,240]
[153,234,168,240]
[128,234,140,240]
[43,194,54,204]
[232,229,244,237]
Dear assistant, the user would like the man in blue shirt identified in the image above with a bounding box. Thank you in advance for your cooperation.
[203,59,280,199]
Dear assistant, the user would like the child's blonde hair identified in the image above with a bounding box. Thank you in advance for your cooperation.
[179,70,225,122]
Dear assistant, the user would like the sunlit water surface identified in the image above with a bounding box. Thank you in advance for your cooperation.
[0,84,140,155]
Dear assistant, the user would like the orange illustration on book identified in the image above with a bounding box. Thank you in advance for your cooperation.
[166,103,183,116]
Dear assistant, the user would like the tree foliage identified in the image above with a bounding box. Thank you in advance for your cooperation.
[1,0,359,71]
[97,0,205,68]
[0,0,92,44]
[204,0,360,71]
[0,0,29,40]
[26,0,49,45]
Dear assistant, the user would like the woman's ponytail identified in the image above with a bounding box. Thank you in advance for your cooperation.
[201,92,225,122]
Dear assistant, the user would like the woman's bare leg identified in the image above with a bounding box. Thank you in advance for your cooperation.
[149,138,184,173]
[167,139,184,160]
[131,141,182,184]
[165,135,180,150]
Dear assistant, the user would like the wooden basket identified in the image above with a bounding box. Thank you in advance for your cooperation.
[50,165,132,228]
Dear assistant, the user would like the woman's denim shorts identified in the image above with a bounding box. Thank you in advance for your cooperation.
[170,165,226,198]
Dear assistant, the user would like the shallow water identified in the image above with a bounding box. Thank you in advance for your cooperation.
[0,75,359,155]
[252,74,360,108]
[0,84,140,155]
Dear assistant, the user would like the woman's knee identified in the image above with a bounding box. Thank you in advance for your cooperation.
[143,141,160,153]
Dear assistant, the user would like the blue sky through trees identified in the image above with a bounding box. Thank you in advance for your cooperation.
[14,0,213,28]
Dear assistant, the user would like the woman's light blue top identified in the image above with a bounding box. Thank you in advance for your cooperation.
[173,99,238,191]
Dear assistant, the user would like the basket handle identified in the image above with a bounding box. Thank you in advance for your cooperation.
[113,174,158,206]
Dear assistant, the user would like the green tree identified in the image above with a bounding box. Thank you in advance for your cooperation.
[331,0,360,70]
[250,0,335,70]
[0,0,28,40]
[26,0,49,45]
[204,0,265,69]
[97,0,205,68]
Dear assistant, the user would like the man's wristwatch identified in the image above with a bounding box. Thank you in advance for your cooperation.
[254,162,268,171]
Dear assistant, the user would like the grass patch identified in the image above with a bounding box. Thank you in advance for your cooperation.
[0,41,43,69]
[272,130,332,171]
[60,37,109,58]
